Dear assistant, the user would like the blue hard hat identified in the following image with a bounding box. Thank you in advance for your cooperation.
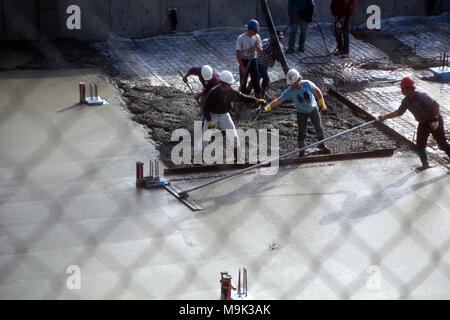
[245,19,259,31]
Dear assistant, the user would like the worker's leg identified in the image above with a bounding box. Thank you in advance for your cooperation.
[430,115,450,159]
[416,122,431,170]
[298,19,309,51]
[342,17,351,56]
[239,58,250,93]
[296,112,308,156]
[259,64,270,97]
[310,108,331,154]
[248,59,262,97]
[221,113,241,162]
[288,14,299,52]
[333,23,343,55]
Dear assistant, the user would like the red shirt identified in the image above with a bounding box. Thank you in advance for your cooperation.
[331,0,357,19]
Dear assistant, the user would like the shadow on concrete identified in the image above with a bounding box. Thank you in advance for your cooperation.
[319,171,449,225]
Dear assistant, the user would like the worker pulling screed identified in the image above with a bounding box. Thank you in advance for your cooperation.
[262,69,331,156]
[200,70,266,159]
[378,77,450,171]
[236,19,263,98]
[182,65,221,102]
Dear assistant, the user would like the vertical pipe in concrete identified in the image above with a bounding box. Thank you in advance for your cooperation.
[260,0,289,74]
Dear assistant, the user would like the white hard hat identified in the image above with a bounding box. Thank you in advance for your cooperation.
[286,69,300,85]
[201,65,213,81]
[220,70,235,84]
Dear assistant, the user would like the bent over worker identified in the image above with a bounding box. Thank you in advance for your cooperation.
[379,77,450,171]
[182,65,221,102]
[262,69,331,156]
[200,70,265,159]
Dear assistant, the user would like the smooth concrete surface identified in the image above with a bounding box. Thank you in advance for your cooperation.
[2,0,448,41]
[0,69,449,299]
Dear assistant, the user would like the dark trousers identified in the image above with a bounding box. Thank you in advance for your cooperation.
[239,58,261,95]
[416,115,450,156]
[288,16,309,50]
[334,17,351,54]
[296,109,323,142]
[258,64,270,88]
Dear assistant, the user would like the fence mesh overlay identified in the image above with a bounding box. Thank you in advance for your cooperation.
[1,15,449,300]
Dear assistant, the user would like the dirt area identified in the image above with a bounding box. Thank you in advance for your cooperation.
[119,77,408,168]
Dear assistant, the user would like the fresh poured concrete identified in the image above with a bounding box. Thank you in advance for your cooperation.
[0,69,449,299]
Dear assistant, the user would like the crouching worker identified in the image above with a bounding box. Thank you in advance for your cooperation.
[378,77,450,171]
[262,69,331,156]
[199,70,266,161]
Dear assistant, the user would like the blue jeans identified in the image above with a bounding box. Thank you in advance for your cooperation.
[258,64,270,88]
[288,15,309,50]
[239,58,261,95]
[296,109,323,142]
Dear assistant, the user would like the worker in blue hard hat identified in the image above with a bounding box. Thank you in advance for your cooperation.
[236,19,264,98]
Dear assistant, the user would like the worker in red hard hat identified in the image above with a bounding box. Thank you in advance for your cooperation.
[378,77,450,171]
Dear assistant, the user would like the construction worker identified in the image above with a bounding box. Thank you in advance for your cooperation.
[236,19,263,98]
[200,70,266,158]
[331,0,357,58]
[378,77,450,171]
[182,65,221,102]
[262,69,331,156]
[286,0,315,54]
[256,30,285,98]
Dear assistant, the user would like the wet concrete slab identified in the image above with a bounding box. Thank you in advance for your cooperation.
[0,69,449,299]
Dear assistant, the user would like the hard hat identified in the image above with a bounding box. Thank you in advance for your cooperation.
[400,77,415,89]
[245,19,259,32]
[286,69,301,85]
[201,65,213,81]
[219,70,235,84]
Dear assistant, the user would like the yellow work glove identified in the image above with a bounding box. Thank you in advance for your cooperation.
[207,121,215,129]
[264,104,272,112]
[318,98,327,115]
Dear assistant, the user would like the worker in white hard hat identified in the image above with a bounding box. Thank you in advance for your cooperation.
[199,70,266,161]
[182,65,221,102]
[262,69,331,156]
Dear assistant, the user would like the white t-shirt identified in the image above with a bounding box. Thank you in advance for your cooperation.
[236,33,261,59]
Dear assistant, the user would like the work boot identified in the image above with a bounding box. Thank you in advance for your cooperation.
[297,141,305,157]
[416,155,431,172]
[317,134,331,154]
[286,48,294,54]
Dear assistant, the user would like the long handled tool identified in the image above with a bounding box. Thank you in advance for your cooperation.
[178,119,377,198]
[179,69,199,103]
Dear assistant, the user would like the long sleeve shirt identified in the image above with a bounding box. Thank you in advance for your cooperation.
[186,66,221,95]
[203,85,257,121]
[257,38,284,68]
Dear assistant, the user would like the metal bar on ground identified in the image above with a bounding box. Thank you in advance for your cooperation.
[163,148,395,175]
[178,120,377,197]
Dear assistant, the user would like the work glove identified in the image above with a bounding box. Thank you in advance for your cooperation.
[431,121,439,130]
[263,104,271,112]
[377,115,386,122]
[207,121,215,129]
[318,98,327,115]
[256,99,266,106]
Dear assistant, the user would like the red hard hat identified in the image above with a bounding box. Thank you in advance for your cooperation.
[400,77,415,89]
